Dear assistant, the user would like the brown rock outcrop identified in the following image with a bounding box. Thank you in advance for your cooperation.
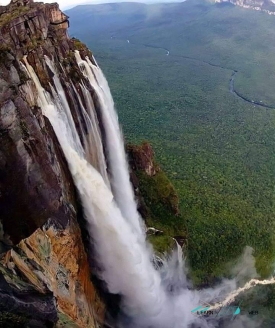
[127,142,180,218]
[127,142,185,254]
[127,141,159,177]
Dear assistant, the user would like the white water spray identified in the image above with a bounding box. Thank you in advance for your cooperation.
[23,54,275,328]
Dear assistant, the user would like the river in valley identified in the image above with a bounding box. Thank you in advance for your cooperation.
[111,36,274,110]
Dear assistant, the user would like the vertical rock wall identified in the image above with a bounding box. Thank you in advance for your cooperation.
[0,1,105,326]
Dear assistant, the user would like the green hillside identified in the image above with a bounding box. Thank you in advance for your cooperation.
[66,0,275,286]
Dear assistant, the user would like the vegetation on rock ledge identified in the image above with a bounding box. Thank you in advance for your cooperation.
[127,142,187,254]
[0,6,29,27]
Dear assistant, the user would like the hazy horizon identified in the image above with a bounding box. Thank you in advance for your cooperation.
[0,0,185,10]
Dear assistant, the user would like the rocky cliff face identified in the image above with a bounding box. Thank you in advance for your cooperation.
[127,142,179,217]
[127,142,186,253]
[215,0,275,15]
[0,1,104,327]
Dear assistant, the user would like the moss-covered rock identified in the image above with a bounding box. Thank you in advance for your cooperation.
[127,142,187,254]
[0,5,29,28]
[71,37,93,59]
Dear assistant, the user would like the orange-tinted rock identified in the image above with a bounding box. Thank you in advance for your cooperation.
[0,217,105,327]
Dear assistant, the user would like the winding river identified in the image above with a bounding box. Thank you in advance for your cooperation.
[112,36,274,110]
[229,71,274,109]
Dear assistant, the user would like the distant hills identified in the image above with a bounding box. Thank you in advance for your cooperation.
[65,1,203,37]
[66,2,149,35]
[67,0,275,14]
[215,0,275,14]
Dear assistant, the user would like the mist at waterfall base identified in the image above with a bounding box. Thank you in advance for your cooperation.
[22,53,272,328]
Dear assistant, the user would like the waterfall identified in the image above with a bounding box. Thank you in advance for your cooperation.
[23,54,275,328]
[71,82,109,184]
[23,56,171,324]
[44,56,110,185]
[75,51,145,238]
[72,80,110,186]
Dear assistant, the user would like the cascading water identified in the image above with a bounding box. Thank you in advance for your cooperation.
[78,82,109,180]
[23,54,275,328]
[44,56,110,185]
[23,56,170,325]
[72,82,110,185]
[75,51,145,238]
